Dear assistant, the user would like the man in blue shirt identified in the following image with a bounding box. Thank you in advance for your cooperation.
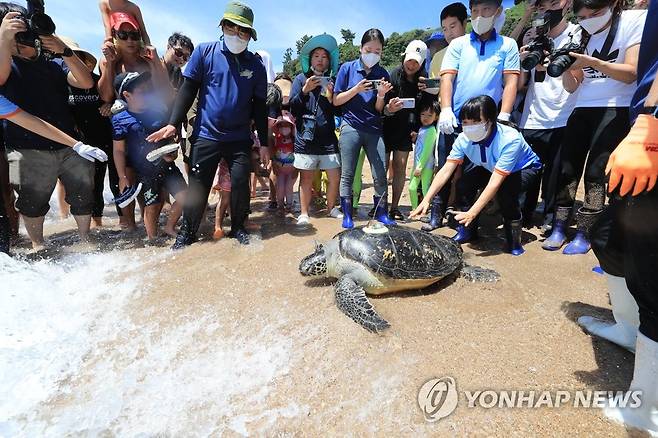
[584,3,658,431]
[438,0,520,133]
[411,95,540,256]
[148,1,268,247]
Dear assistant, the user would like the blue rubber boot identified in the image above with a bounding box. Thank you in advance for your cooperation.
[340,196,354,229]
[452,223,478,244]
[542,206,570,251]
[563,208,599,255]
[504,219,525,256]
[373,196,396,226]
[421,197,443,232]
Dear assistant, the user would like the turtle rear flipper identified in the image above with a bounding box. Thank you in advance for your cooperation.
[461,264,500,283]
[335,276,390,332]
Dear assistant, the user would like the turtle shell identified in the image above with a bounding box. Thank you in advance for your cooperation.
[336,225,463,279]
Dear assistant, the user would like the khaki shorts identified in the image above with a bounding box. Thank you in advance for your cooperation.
[6,147,94,217]
[294,153,341,171]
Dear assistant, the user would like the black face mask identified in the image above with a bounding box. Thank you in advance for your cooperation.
[546,8,565,28]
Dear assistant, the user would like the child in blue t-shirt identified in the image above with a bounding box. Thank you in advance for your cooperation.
[411,95,541,256]
[409,101,439,210]
[111,72,186,240]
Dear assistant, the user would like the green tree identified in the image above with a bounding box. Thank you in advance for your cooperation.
[282,47,297,77]
[296,34,313,55]
[340,28,356,45]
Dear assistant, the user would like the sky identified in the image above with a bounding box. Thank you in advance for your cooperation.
[19,0,512,73]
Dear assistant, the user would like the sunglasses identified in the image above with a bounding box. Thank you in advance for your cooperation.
[114,30,142,41]
[223,22,251,39]
[173,48,190,62]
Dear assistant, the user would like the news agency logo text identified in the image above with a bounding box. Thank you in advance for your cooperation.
[418,377,642,423]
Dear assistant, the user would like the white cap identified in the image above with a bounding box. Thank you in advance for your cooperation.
[403,40,427,65]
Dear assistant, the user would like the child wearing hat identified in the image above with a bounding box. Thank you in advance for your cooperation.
[111,71,187,240]
[271,115,297,214]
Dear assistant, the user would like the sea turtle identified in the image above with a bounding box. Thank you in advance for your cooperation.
[299,224,499,332]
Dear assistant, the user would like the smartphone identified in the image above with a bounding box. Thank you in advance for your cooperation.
[316,76,332,88]
[423,78,440,88]
[400,98,416,109]
[368,79,382,89]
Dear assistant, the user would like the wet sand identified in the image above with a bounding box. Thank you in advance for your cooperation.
[4,166,649,437]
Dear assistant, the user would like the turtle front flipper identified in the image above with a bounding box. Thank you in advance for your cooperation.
[335,276,390,332]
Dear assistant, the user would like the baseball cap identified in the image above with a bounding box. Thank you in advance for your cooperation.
[425,31,445,44]
[114,71,152,96]
[110,12,140,31]
[404,40,428,65]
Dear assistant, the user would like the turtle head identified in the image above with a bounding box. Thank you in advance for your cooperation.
[299,242,327,277]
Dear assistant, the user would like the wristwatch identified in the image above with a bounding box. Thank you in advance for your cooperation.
[639,106,658,119]
[61,47,74,58]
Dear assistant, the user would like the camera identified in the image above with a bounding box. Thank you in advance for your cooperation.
[301,114,317,142]
[547,41,586,77]
[15,0,56,56]
[521,15,554,71]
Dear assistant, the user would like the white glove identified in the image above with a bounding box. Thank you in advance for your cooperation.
[73,142,108,162]
[438,107,458,135]
[497,112,511,122]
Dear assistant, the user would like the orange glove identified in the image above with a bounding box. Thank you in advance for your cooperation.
[606,114,658,196]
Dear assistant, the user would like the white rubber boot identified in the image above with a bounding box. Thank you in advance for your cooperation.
[605,332,658,435]
[578,274,640,352]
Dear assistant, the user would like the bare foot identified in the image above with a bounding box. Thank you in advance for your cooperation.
[164,227,178,238]
[91,217,103,228]
[213,228,225,240]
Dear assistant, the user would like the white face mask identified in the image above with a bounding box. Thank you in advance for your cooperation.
[223,33,249,54]
[463,122,489,142]
[280,127,292,137]
[578,8,612,34]
[472,14,496,35]
[361,52,381,68]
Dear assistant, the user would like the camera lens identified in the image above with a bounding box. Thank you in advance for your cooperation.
[30,12,56,36]
[521,50,543,71]
[547,54,574,77]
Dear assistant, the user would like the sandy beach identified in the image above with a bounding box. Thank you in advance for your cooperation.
[0,163,649,437]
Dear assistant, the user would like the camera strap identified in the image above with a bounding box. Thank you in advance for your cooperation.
[598,12,621,60]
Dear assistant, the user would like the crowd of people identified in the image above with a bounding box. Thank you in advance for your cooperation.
[0,0,656,432]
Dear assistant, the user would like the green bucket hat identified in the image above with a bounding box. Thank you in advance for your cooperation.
[219,1,258,41]
[300,33,340,76]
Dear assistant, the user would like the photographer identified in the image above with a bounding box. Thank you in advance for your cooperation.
[518,0,579,231]
[0,3,97,250]
[289,33,341,226]
[543,0,646,254]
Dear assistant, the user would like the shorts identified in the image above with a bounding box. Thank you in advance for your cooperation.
[294,153,341,171]
[384,133,413,153]
[6,147,94,217]
[140,163,187,207]
[212,159,231,192]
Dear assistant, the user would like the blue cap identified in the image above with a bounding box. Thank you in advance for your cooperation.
[425,31,445,43]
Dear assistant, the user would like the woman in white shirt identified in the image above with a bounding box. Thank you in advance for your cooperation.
[543,0,646,254]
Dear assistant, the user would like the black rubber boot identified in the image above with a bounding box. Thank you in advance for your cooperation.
[504,218,525,256]
[0,215,10,255]
[421,198,443,232]
[171,216,199,251]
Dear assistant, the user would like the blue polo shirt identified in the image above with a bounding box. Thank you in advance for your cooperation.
[333,58,390,134]
[0,95,20,119]
[112,109,169,179]
[184,41,267,143]
[447,123,540,175]
[440,31,520,117]
[630,1,657,123]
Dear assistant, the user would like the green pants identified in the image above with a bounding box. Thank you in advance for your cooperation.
[352,148,366,207]
[408,167,434,210]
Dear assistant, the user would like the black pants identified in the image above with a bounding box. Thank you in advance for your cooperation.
[430,131,459,211]
[0,181,8,254]
[591,188,658,342]
[457,165,540,221]
[521,127,564,218]
[92,145,121,218]
[556,107,630,213]
[184,137,251,236]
